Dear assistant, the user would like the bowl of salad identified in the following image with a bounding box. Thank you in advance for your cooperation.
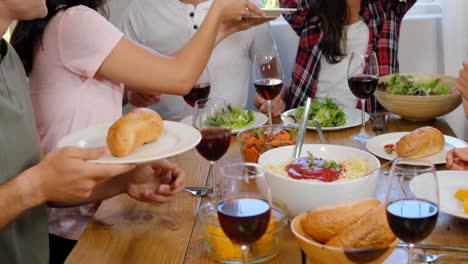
[238,125,297,163]
[375,73,461,121]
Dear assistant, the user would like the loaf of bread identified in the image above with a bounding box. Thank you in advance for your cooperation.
[302,198,381,242]
[396,126,445,158]
[326,204,396,249]
[107,108,163,157]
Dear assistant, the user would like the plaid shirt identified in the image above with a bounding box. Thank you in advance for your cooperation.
[280,0,417,110]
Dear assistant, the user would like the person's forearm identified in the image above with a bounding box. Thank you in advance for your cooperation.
[463,97,468,119]
[48,173,127,208]
[0,169,44,228]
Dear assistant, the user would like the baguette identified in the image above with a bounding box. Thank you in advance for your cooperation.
[396,126,445,158]
[302,198,381,243]
[326,204,396,249]
[107,108,163,157]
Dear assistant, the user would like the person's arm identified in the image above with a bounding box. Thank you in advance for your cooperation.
[279,0,319,35]
[0,147,134,229]
[457,63,468,117]
[97,0,264,96]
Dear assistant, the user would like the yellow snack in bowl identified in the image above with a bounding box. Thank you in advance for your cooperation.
[205,216,277,260]
[455,189,468,202]
[464,199,468,214]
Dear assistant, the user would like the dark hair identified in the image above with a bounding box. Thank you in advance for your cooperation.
[11,0,108,75]
[318,0,349,64]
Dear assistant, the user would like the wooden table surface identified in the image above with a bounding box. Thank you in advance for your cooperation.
[66,115,468,264]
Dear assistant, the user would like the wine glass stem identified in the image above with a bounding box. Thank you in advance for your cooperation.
[360,99,366,135]
[240,244,250,264]
[209,161,216,198]
[408,243,414,264]
[267,99,273,125]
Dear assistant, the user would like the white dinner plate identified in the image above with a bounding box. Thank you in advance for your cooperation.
[366,132,468,165]
[57,121,201,164]
[248,8,297,18]
[280,107,370,131]
[410,170,468,219]
[180,111,268,134]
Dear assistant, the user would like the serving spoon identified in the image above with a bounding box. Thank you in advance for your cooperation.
[293,98,312,158]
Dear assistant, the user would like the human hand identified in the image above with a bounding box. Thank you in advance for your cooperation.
[128,91,161,107]
[253,93,285,117]
[212,0,265,23]
[216,17,274,43]
[456,63,468,98]
[125,159,185,205]
[29,146,135,203]
[446,147,468,170]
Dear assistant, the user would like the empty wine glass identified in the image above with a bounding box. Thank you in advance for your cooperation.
[193,97,232,198]
[217,163,272,264]
[385,158,439,264]
[347,51,379,142]
[253,49,284,125]
[183,68,211,107]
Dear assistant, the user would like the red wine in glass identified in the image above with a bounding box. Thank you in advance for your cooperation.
[386,199,439,243]
[254,78,283,100]
[195,128,231,161]
[183,83,211,107]
[347,75,378,99]
[217,196,271,245]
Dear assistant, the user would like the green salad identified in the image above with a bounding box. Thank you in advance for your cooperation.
[204,104,255,129]
[384,74,456,96]
[293,98,346,127]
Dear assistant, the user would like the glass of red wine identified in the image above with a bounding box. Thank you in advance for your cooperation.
[193,97,232,199]
[385,158,439,264]
[347,51,379,142]
[253,50,284,125]
[218,162,272,264]
[183,68,211,107]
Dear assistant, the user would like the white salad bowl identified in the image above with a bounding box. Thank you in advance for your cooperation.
[258,144,381,216]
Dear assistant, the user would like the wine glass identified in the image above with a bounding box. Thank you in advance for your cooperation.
[193,97,232,198]
[385,158,439,264]
[217,162,272,264]
[253,49,284,125]
[347,51,379,142]
[183,68,211,107]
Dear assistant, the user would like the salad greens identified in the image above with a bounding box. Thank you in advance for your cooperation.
[294,98,346,127]
[384,74,455,96]
[204,104,255,129]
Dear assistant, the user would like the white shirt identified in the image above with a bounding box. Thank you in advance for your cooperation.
[120,0,274,119]
[316,20,369,107]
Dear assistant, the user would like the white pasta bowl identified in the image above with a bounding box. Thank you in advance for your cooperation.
[258,144,380,217]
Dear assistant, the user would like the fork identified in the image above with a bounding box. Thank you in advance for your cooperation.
[413,252,468,262]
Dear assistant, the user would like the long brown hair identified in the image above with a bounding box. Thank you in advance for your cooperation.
[11,0,108,75]
[319,0,349,64]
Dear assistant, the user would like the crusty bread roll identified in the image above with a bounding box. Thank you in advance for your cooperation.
[107,108,163,157]
[396,126,445,158]
[302,198,381,242]
[326,204,396,249]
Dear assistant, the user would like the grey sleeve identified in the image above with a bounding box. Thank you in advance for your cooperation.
[118,3,143,43]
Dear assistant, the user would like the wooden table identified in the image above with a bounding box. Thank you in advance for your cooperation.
[66,115,468,264]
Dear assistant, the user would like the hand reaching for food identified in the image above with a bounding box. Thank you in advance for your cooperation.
[446,147,468,170]
[128,91,161,107]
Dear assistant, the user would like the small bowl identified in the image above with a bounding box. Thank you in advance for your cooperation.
[258,144,380,216]
[291,212,399,264]
[375,73,461,121]
[198,200,288,264]
[237,124,297,163]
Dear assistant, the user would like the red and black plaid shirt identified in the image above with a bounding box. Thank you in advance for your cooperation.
[280,0,417,110]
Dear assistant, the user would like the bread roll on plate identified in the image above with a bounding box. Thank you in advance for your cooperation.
[107,108,163,157]
[326,204,396,249]
[396,126,445,158]
[302,198,381,243]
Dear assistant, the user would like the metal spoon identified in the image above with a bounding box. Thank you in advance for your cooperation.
[313,120,325,144]
[293,98,312,158]
[183,187,212,197]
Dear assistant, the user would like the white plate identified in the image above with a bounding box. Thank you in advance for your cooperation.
[410,170,468,219]
[280,107,370,131]
[180,111,268,134]
[57,121,201,164]
[249,8,297,18]
[366,132,468,165]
